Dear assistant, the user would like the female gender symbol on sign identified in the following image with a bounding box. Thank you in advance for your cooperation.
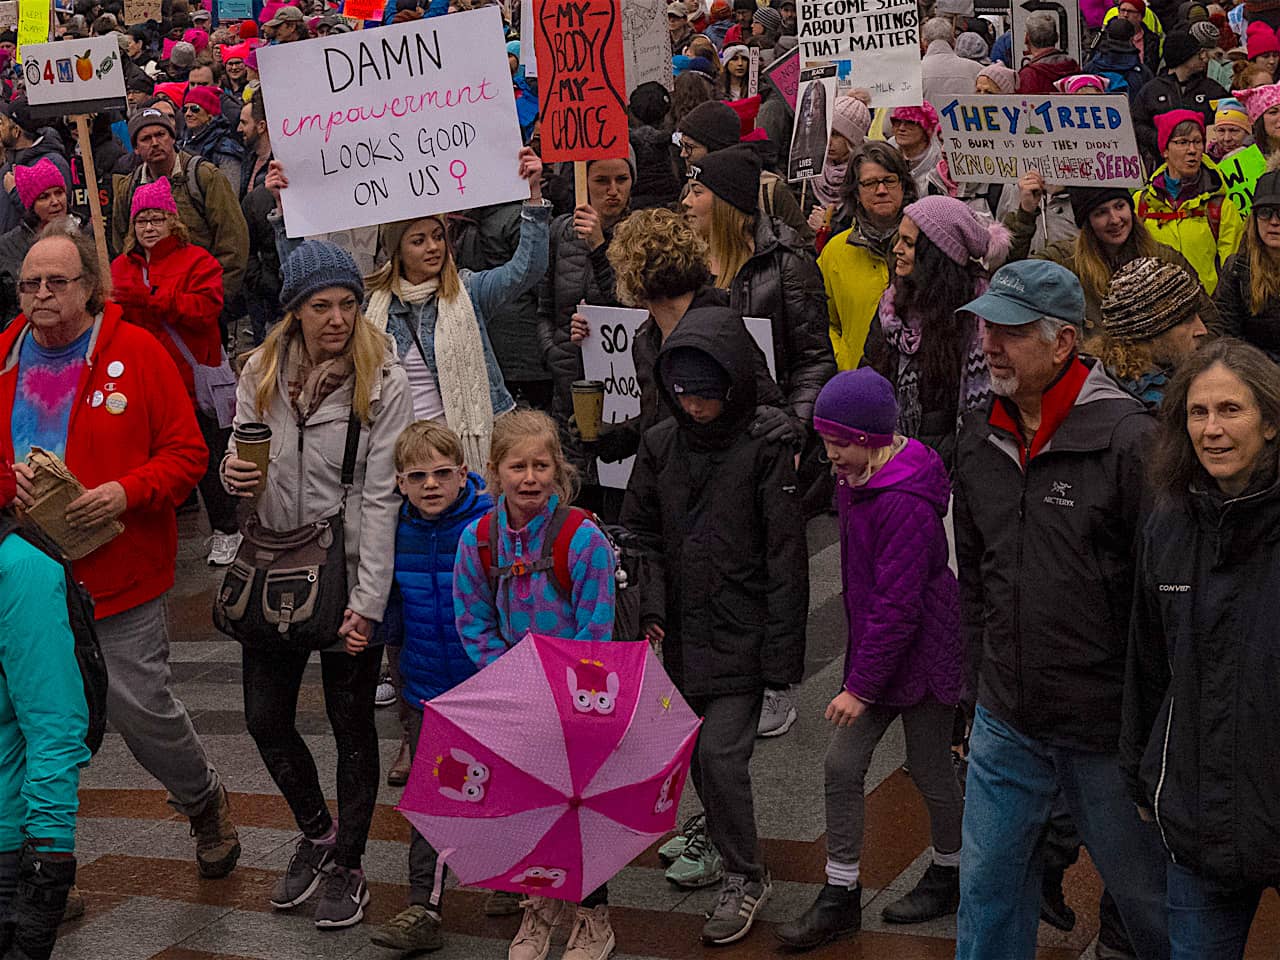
[449,159,468,195]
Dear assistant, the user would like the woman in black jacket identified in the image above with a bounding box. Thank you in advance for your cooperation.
[1122,337,1280,960]
[1214,169,1280,359]
[681,143,835,428]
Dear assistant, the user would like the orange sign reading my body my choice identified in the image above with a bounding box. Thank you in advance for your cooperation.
[532,0,628,162]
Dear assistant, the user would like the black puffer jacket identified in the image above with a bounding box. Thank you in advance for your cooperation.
[728,216,835,425]
[1122,467,1280,886]
[1214,252,1280,359]
[620,307,808,697]
[537,212,621,423]
[953,358,1155,750]
[597,286,788,463]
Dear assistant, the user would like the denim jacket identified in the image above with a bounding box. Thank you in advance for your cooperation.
[274,201,551,418]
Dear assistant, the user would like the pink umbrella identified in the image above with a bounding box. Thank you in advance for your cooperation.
[399,633,701,903]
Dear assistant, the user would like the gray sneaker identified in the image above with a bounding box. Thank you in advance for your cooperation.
[269,836,334,910]
[701,873,771,945]
[757,687,797,738]
[314,865,370,928]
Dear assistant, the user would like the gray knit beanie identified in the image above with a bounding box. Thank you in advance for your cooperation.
[1100,258,1200,343]
[752,5,782,33]
[280,240,365,312]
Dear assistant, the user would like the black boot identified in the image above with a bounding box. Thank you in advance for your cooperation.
[881,862,959,924]
[1039,865,1076,932]
[775,883,861,950]
[10,843,76,960]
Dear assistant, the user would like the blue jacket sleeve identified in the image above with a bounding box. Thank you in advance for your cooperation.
[567,521,617,642]
[453,519,508,668]
[0,539,89,854]
[464,201,551,321]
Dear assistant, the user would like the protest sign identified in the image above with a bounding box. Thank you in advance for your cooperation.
[764,47,799,111]
[620,0,672,91]
[788,64,836,183]
[580,305,775,488]
[219,0,254,19]
[16,0,49,61]
[258,8,527,238]
[21,35,126,116]
[0,2,17,28]
[937,94,1143,187]
[123,0,161,24]
[748,46,759,96]
[1219,144,1267,216]
[1012,0,1083,70]
[796,0,921,106]
[342,0,384,20]
[520,0,536,75]
[533,0,628,162]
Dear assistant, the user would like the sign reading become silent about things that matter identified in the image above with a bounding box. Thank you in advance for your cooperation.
[796,0,921,107]
[938,94,1143,188]
[257,8,528,238]
[533,0,628,162]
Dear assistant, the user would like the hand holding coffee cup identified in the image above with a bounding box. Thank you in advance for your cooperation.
[232,422,272,495]
[571,380,605,443]
[224,457,263,497]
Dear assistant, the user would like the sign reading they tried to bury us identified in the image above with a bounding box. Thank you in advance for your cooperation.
[937,94,1143,188]
[257,8,528,237]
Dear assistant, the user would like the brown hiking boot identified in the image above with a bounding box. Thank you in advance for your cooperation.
[189,786,241,878]
[386,732,412,787]
[60,885,85,924]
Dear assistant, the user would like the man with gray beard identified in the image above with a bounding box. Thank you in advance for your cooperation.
[949,260,1170,960]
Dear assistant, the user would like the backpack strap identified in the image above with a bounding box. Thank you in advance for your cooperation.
[549,506,592,598]
[475,510,497,594]
[1206,194,1223,243]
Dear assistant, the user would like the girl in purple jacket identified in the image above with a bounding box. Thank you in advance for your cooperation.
[777,369,965,951]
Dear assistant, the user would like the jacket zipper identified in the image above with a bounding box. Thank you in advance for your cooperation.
[295,419,305,528]
[1014,437,1031,721]
[1153,693,1177,861]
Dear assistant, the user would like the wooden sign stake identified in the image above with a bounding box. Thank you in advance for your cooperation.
[574,160,588,208]
[70,114,110,279]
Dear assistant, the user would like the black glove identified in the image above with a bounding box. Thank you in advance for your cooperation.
[5,844,75,960]
[750,405,803,447]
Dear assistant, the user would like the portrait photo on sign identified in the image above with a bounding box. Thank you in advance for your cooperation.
[788,65,836,183]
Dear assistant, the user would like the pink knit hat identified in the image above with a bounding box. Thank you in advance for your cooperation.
[15,158,65,211]
[902,195,1012,267]
[832,95,871,146]
[1234,82,1280,123]
[1247,21,1280,59]
[977,62,1017,93]
[1154,108,1205,153]
[890,102,940,139]
[183,27,209,52]
[1054,73,1111,93]
[184,84,222,117]
[131,177,179,220]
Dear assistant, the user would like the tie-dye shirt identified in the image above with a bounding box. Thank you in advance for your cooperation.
[10,328,90,463]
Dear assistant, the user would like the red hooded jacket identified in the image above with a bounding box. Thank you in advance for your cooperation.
[110,236,224,403]
[0,304,206,618]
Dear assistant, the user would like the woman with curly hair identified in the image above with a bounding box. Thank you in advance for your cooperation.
[1097,258,1207,407]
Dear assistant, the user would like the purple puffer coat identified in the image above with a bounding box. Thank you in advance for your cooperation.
[838,438,963,708]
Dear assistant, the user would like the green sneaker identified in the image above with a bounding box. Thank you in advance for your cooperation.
[658,813,705,865]
[664,829,724,889]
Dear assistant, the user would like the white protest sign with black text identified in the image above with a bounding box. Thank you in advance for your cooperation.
[788,65,836,183]
[258,8,527,238]
[21,35,125,115]
[797,0,921,106]
[620,0,672,91]
[938,94,1143,187]
[580,305,776,489]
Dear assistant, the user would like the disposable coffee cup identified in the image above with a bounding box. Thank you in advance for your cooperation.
[571,380,605,442]
[233,422,272,494]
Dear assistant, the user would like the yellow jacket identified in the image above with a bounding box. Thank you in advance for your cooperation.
[818,224,892,370]
[1134,160,1244,295]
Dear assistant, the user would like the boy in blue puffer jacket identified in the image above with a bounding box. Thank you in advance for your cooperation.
[370,422,492,956]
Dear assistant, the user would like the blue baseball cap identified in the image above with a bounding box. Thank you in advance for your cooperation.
[960,260,1085,327]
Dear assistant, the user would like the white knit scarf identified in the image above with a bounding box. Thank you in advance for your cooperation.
[366,276,493,467]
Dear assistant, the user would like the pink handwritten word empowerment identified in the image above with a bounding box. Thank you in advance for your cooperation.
[280,79,497,143]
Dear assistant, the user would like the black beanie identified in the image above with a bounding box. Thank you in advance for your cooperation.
[678,100,741,152]
[1162,30,1200,68]
[1068,185,1134,228]
[664,347,731,400]
[1100,16,1136,52]
[630,81,671,127]
[688,144,761,214]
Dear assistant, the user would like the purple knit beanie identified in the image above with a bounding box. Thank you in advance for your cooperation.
[813,369,897,448]
[15,158,65,211]
[903,195,997,266]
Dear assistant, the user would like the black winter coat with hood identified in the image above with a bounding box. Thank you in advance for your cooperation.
[728,215,836,425]
[953,357,1156,751]
[620,307,808,698]
[1121,463,1280,887]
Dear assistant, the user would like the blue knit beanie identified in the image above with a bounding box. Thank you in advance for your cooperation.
[279,240,365,313]
[813,369,897,447]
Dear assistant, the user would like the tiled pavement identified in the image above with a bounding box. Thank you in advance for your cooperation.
[53,512,1280,960]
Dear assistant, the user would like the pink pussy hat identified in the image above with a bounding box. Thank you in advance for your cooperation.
[15,158,65,211]
[131,177,179,220]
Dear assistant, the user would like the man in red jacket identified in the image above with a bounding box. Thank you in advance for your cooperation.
[1017,11,1082,93]
[0,229,241,881]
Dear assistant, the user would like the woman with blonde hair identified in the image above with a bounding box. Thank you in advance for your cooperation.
[220,239,413,930]
[1215,169,1280,357]
[265,147,548,467]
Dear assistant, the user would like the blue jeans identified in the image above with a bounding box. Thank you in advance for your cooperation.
[1167,862,1267,960]
[957,705,1169,960]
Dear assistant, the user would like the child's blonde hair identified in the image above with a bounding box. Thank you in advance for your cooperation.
[848,435,908,488]
[486,410,579,504]
[394,421,464,473]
